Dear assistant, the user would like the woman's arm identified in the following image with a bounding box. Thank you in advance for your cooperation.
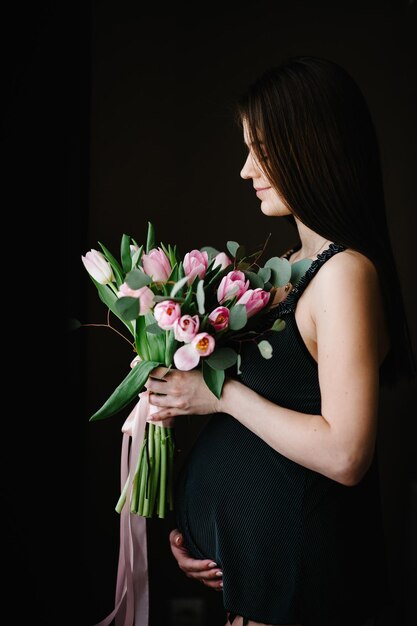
[147,252,384,486]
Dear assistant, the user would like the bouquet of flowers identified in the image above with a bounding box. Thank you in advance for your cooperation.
[82,223,311,519]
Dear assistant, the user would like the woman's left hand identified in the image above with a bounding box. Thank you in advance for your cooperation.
[145,367,221,422]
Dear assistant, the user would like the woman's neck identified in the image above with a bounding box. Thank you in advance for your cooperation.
[291,219,331,262]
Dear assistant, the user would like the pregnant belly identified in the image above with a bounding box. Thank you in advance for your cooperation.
[173,413,307,563]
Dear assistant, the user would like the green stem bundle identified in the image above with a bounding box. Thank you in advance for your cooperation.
[124,423,175,518]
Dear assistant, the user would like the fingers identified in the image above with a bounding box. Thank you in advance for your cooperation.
[169,529,223,591]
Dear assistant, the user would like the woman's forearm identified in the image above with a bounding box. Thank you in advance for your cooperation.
[219,377,360,485]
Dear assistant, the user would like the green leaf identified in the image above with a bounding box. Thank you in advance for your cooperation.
[121,234,132,273]
[89,359,161,421]
[257,267,271,283]
[235,244,246,261]
[153,295,184,303]
[264,257,291,287]
[98,242,124,287]
[145,312,166,361]
[67,317,82,331]
[196,279,205,314]
[229,304,247,331]
[171,275,189,297]
[126,268,152,289]
[114,296,140,321]
[135,315,150,359]
[226,241,239,258]
[244,270,264,289]
[258,340,273,359]
[290,258,312,285]
[206,347,238,370]
[271,318,286,331]
[200,245,220,261]
[236,353,242,375]
[202,360,225,400]
[92,278,134,335]
[131,244,143,268]
[164,329,177,367]
[146,322,165,335]
[146,222,155,253]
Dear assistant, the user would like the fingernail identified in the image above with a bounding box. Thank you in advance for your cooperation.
[208,561,217,567]
[219,581,223,587]
[215,571,223,577]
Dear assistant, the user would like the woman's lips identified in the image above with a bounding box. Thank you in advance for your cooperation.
[255,186,271,196]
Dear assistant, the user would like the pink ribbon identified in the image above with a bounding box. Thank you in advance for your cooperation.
[94,390,155,626]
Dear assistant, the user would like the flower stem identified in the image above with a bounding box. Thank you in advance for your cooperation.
[148,425,161,517]
[137,440,149,516]
[158,426,167,518]
[115,473,130,514]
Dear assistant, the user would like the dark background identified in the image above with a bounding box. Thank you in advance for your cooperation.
[4,2,416,625]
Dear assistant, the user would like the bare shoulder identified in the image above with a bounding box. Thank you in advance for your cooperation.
[312,248,380,298]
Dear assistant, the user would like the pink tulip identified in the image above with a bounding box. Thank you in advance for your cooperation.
[212,252,232,271]
[173,314,200,342]
[154,300,181,329]
[173,332,215,370]
[208,306,230,331]
[236,288,271,318]
[142,247,171,282]
[217,270,249,304]
[81,249,115,284]
[118,283,155,315]
[183,250,209,285]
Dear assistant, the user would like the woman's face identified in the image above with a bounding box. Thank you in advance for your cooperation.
[240,122,291,217]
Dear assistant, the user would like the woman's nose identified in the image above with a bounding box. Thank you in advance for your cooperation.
[240,153,257,180]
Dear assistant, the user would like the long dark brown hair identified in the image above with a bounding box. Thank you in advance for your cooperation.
[237,55,415,385]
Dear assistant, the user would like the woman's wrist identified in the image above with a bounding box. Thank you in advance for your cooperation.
[218,376,238,415]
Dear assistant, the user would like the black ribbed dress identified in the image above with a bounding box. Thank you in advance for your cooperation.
[174,243,389,626]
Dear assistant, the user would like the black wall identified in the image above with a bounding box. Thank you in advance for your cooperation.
[9,2,416,625]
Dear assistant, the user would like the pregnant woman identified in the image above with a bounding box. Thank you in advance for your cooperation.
[145,56,415,626]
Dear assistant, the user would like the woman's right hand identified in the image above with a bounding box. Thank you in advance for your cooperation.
[169,529,223,591]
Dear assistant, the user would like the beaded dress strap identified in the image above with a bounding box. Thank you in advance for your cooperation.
[269,242,346,317]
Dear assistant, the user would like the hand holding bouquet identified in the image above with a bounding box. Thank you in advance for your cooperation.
[82,223,311,518]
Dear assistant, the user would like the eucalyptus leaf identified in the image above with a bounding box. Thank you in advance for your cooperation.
[200,245,220,260]
[153,295,184,303]
[126,268,152,289]
[121,234,132,273]
[236,353,242,375]
[146,322,165,335]
[271,318,286,332]
[235,245,246,261]
[244,270,264,289]
[196,279,205,314]
[206,347,238,370]
[264,256,291,287]
[202,361,225,400]
[171,275,189,297]
[258,340,273,359]
[290,258,312,285]
[257,267,271,282]
[89,359,161,421]
[115,296,140,321]
[229,304,247,331]
[226,241,239,257]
